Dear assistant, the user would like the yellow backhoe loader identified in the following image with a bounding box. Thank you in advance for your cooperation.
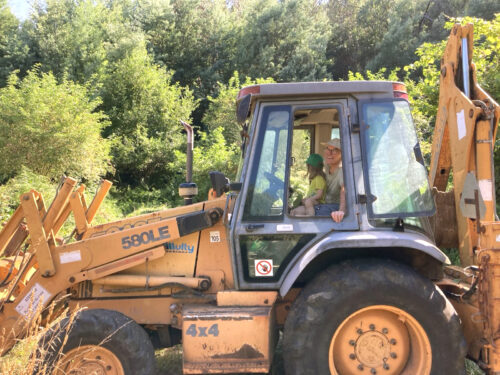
[0,23,498,375]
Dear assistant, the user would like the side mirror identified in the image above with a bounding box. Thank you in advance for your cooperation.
[209,172,242,197]
[236,94,251,125]
[210,172,228,197]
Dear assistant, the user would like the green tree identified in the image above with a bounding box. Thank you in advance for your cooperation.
[136,0,237,96]
[325,0,391,79]
[22,0,144,87]
[234,0,331,82]
[367,0,469,73]
[0,69,110,182]
[101,47,196,187]
[0,0,26,86]
[466,0,500,20]
[203,72,274,145]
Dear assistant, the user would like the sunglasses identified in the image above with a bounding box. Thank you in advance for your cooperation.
[325,147,341,154]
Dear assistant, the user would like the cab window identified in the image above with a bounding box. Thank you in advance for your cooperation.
[243,106,291,221]
[360,100,435,218]
[289,107,344,217]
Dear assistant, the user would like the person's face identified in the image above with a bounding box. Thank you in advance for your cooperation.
[323,146,341,166]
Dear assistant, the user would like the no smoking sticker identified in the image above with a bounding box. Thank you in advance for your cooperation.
[255,259,274,277]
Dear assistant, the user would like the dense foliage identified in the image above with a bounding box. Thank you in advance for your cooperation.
[0,69,110,182]
[0,0,498,218]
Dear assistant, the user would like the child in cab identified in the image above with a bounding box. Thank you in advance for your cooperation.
[291,153,326,216]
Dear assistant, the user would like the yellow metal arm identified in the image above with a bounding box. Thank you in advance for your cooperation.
[429,24,500,266]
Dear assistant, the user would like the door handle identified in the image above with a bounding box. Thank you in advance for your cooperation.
[246,224,264,232]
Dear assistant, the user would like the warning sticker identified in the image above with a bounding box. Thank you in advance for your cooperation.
[457,109,466,140]
[209,231,221,243]
[255,259,274,277]
[60,250,82,264]
[479,179,493,202]
[15,283,51,319]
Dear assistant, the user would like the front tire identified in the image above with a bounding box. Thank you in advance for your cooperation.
[282,259,466,375]
[37,308,156,375]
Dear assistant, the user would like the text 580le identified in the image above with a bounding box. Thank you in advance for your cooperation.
[121,226,170,249]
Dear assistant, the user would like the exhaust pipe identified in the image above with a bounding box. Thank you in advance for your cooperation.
[179,121,198,205]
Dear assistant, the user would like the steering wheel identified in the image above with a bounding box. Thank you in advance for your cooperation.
[263,171,284,200]
[264,171,283,187]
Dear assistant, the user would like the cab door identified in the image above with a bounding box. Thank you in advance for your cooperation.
[230,100,358,290]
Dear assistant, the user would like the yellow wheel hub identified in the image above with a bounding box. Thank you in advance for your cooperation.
[329,305,432,375]
[55,345,124,375]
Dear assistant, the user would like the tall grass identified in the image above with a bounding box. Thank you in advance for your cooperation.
[0,303,72,375]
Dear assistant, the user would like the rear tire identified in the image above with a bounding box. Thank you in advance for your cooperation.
[282,259,466,375]
[37,308,156,375]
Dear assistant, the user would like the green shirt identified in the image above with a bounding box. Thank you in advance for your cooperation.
[324,166,344,204]
[307,175,327,203]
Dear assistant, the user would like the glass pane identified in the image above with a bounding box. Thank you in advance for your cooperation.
[289,128,312,208]
[331,128,340,139]
[241,234,315,281]
[243,106,291,220]
[361,100,435,217]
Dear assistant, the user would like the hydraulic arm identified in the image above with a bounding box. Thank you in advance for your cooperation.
[429,23,500,373]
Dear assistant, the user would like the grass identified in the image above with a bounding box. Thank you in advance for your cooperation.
[155,345,183,375]
[0,304,72,375]
[466,360,485,375]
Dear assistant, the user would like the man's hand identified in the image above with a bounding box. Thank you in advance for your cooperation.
[331,210,344,223]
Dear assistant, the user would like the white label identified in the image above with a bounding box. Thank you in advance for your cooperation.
[496,234,500,243]
[209,231,221,243]
[277,224,293,232]
[479,179,493,201]
[457,110,466,140]
[15,283,51,319]
[255,259,274,277]
[59,250,82,264]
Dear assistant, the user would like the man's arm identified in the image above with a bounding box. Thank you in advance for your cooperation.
[331,186,345,223]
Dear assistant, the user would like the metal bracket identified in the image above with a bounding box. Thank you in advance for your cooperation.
[21,192,56,277]
[358,194,377,204]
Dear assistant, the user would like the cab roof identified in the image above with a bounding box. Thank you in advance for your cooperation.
[237,80,406,101]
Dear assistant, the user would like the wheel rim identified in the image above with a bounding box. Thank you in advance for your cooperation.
[55,345,125,375]
[328,305,432,375]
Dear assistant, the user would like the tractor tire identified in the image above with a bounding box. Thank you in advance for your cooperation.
[282,259,466,375]
[37,308,156,375]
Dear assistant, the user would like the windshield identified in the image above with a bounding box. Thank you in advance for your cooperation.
[361,100,435,218]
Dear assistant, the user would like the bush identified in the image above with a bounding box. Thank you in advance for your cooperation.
[0,69,110,183]
[0,167,54,223]
[203,72,274,144]
[101,47,196,188]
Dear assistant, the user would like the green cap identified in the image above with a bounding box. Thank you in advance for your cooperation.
[306,153,323,168]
